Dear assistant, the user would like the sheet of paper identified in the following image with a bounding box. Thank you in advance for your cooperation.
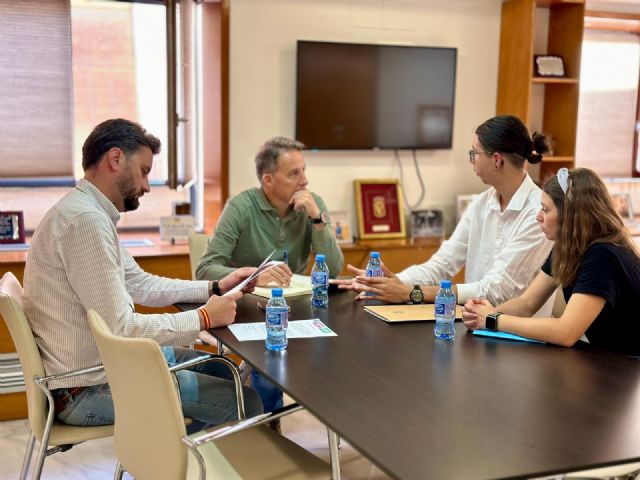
[228,319,337,341]
[225,249,281,295]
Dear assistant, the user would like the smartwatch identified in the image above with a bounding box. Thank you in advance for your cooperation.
[409,285,424,304]
[311,212,327,225]
[485,312,503,331]
[210,280,221,297]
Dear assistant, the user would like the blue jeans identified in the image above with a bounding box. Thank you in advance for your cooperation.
[55,347,262,433]
[251,370,283,413]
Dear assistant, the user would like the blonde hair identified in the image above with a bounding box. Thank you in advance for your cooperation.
[543,168,639,286]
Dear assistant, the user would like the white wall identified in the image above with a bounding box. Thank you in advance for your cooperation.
[228,0,502,233]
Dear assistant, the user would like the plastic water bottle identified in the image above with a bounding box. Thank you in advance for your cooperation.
[365,251,383,296]
[265,288,288,351]
[434,280,456,340]
[311,254,329,307]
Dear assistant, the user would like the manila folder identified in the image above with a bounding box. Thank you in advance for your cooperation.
[364,304,463,323]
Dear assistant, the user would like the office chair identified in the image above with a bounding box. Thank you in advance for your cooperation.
[0,272,113,480]
[188,232,252,381]
[534,461,640,479]
[188,232,210,280]
[87,308,332,479]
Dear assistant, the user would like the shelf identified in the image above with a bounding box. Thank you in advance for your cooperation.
[532,76,579,84]
[536,0,584,6]
[543,156,574,162]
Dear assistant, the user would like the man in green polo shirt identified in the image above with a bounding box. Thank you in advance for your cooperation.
[195,136,343,422]
[196,136,343,285]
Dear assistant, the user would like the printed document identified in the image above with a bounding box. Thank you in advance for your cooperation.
[228,319,337,341]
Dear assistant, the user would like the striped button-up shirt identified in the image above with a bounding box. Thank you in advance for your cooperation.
[23,179,208,389]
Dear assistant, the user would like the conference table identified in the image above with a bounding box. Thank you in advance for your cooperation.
[186,291,640,479]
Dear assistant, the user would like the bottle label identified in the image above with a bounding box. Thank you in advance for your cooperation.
[311,271,328,285]
[366,268,383,277]
[266,307,288,327]
[435,299,455,316]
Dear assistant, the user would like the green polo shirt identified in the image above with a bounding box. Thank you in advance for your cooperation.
[195,188,343,280]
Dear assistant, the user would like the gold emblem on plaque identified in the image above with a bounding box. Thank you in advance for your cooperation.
[372,196,386,218]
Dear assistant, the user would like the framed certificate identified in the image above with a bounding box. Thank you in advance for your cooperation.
[0,211,25,244]
[354,179,406,239]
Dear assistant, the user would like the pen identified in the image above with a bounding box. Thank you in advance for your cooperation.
[283,250,288,265]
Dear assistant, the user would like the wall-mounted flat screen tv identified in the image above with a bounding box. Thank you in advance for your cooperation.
[296,41,457,150]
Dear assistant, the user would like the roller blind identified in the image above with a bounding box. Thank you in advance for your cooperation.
[0,0,74,183]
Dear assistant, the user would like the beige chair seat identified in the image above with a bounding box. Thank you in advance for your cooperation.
[189,425,331,479]
[564,461,640,479]
[46,423,113,446]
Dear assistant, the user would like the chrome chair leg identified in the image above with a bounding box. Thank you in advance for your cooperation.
[327,428,341,480]
[19,432,35,480]
[113,461,125,480]
[32,380,57,479]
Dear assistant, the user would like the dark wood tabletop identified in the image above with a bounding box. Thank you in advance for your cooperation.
[187,291,640,480]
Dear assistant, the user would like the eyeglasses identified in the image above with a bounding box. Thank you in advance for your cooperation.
[468,149,489,164]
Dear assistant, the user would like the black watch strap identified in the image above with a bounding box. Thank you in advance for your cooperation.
[486,312,503,331]
[210,280,221,297]
[311,212,327,225]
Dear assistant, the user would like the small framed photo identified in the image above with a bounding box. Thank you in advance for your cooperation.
[0,211,26,244]
[354,179,406,240]
[456,194,478,223]
[160,215,195,244]
[410,209,444,238]
[534,55,565,77]
[611,193,634,221]
[329,211,353,244]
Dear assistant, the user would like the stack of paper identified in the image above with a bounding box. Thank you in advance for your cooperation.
[251,274,313,299]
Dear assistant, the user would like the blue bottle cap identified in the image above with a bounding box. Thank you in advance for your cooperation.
[315,254,326,262]
[272,288,284,297]
[370,251,380,258]
[440,280,452,288]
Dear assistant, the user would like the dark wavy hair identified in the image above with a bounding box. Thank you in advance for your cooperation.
[476,115,550,168]
[82,118,161,171]
[543,167,638,286]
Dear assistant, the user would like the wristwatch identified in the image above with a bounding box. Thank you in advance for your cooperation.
[485,312,503,331]
[209,280,221,297]
[409,285,424,304]
[311,211,327,225]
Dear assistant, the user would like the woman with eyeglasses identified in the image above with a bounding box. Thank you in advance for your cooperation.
[463,167,640,355]
[335,114,554,311]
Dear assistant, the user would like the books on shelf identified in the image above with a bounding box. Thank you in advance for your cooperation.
[251,274,313,299]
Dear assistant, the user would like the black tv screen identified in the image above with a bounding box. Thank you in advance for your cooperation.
[295,41,457,150]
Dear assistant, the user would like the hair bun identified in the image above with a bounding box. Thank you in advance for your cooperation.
[527,132,551,164]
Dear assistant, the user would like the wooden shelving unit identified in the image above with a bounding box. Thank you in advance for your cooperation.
[496,0,585,182]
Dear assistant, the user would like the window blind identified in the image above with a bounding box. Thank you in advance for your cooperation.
[0,0,74,183]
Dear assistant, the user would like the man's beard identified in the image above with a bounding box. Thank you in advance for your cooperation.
[117,174,142,212]
[123,194,140,212]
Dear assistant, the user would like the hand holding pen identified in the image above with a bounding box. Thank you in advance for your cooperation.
[255,261,293,287]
